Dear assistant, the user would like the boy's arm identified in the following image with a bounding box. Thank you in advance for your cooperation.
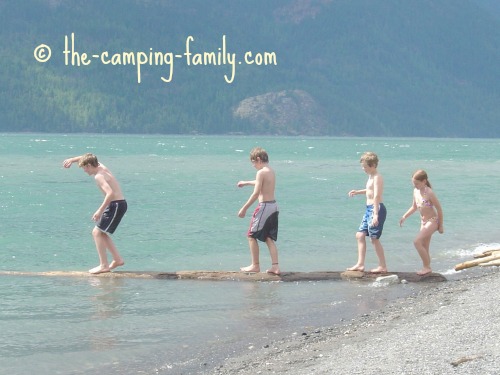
[62,156,82,168]
[92,174,114,221]
[348,189,366,197]
[237,180,256,188]
[371,175,383,225]
[238,174,262,218]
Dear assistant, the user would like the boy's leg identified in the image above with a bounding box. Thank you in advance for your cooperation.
[347,231,367,271]
[104,235,125,270]
[240,237,260,272]
[369,238,387,273]
[89,227,111,274]
[265,238,280,275]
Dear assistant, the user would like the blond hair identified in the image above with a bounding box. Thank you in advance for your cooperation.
[360,152,379,168]
[250,147,269,163]
[78,153,99,168]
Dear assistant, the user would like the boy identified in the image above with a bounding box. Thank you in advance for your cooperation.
[63,153,127,274]
[237,147,280,275]
[347,151,388,273]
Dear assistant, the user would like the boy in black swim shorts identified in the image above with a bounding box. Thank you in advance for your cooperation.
[63,153,127,274]
[96,199,128,234]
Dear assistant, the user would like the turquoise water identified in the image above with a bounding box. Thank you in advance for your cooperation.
[1,134,499,374]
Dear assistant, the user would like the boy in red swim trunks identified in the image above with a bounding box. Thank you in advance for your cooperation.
[63,153,127,274]
[237,147,280,275]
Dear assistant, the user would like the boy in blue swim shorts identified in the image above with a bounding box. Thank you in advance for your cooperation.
[347,152,388,274]
[358,203,387,239]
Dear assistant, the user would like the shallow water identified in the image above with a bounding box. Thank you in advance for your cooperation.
[0,275,422,375]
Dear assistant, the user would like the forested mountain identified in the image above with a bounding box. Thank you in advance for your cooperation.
[0,0,499,137]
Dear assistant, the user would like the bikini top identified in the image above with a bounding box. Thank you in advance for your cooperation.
[417,187,433,208]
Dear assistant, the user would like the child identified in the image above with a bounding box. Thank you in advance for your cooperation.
[237,147,280,275]
[63,153,127,274]
[347,151,388,273]
[399,169,444,276]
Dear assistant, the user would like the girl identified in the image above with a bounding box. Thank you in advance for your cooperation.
[399,170,444,275]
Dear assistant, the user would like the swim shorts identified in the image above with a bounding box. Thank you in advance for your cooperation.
[357,203,386,239]
[96,200,128,234]
[248,200,279,242]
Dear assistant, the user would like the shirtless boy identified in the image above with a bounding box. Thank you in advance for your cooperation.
[63,153,127,274]
[237,147,280,275]
[347,152,388,273]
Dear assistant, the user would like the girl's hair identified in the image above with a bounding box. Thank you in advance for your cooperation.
[412,169,432,188]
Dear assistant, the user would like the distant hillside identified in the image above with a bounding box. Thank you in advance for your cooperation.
[0,0,499,137]
[473,0,500,18]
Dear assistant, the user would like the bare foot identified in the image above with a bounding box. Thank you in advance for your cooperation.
[240,264,260,273]
[369,266,388,274]
[89,265,110,274]
[346,264,365,272]
[109,260,124,270]
[417,268,432,276]
[266,264,281,275]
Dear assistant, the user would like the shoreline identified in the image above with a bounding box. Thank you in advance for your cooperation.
[206,268,500,375]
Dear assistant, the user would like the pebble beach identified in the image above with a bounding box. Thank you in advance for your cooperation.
[209,269,500,375]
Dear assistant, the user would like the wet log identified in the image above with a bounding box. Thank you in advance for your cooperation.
[0,270,446,283]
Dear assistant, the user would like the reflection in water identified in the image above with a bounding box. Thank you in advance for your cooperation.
[87,277,125,351]
[238,281,285,332]
[88,277,125,320]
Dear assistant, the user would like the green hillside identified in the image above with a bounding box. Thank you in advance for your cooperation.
[0,0,499,137]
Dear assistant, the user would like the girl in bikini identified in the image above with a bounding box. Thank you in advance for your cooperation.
[399,170,444,276]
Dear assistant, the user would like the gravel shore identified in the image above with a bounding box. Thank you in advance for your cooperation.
[208,269,500,375]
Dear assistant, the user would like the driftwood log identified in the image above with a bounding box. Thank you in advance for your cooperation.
[454,249,500,271]
[0,270,446,283]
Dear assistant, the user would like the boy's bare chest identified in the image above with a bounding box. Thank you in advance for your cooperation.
[365,177,375,191]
